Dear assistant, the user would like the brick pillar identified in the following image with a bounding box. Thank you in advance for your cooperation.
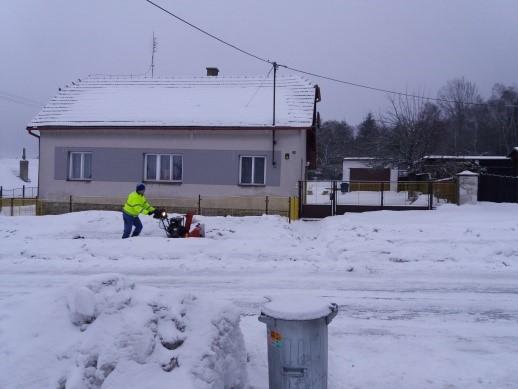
[457,170,478,205]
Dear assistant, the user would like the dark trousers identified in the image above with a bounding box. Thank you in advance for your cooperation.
[122,212,143,239]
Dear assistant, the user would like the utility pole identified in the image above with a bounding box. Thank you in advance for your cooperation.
[272,61,278,126]
[151,32,158,78]
[272,62,278,167]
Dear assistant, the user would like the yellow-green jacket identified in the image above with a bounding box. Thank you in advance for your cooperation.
[123,191,155,217]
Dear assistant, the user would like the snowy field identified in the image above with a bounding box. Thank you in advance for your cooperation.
[0,204,517,388]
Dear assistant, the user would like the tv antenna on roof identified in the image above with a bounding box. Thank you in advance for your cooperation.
[151,32,158,77]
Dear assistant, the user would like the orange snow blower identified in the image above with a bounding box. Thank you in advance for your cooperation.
[155,210,205,238]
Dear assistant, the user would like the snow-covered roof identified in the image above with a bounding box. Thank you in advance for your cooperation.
[28,75,317,129]
[343,157,378,161]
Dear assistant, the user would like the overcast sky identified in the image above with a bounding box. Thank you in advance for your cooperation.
[1,0,517,157]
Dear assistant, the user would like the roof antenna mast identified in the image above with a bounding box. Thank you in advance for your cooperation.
[151,32,158,78]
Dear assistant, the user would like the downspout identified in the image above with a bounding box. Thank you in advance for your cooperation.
[27,127,41,207]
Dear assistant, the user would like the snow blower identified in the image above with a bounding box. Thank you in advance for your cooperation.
[155,209,205,238]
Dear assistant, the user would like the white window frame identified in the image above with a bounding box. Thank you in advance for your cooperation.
[68,152,92,181]
[144,153,183,182]
[239,155,267,186]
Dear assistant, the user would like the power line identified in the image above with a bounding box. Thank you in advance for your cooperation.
[143,0,518,109]
[0,94,41,108]
[245,66,274,107]
[0,90,43,106]
[279,64,510,108]
[143,0,272,65]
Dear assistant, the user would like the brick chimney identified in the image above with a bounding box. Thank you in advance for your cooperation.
[206,67,219,77]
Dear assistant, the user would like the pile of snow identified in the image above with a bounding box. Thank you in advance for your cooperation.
[0,158,38,193]
[0,274,247,389]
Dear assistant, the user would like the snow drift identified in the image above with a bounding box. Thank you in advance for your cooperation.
[0,274,248,389]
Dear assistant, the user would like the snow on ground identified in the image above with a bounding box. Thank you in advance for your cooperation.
[0,158,38,194]
[0,203,517,388]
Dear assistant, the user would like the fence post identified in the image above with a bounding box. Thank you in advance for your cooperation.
[298,181,303,219]
[331,181,337,216]
[380,182,384,207]
[265,196,269,215]
[0,186,2,198]
[10,197,14,216]
[198,194,201,215]
[288,197,292,224]
[69,195,73,213]
[22,185,25,199]
[428,182,433,210]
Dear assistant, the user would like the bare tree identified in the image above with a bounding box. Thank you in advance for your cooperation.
[487,84,518,153]
[382,94,444,172]
[438,78,482,154]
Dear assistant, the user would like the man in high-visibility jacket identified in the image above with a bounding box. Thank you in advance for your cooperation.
[122,183,156,239]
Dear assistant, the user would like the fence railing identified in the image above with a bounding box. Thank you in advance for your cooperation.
[299,180,457,218]
[28,194,300,221]
[0,185,38,199]
[302,180,457,206]
[0,186,39,216]
[0,198,38,216]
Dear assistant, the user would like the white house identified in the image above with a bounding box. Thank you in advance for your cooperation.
[27,73,320,214]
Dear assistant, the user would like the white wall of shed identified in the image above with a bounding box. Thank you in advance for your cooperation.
[342,160,398,191]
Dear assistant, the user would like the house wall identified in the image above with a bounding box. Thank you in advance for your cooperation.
[39,129,307,203]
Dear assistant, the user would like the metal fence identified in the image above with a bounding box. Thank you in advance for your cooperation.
[0,187,301,220]
[0,186,39,216]
[478,174,518,203]
[0,185,38,198]
[299,180,457,218]
[34,194,299,221]
[0,198,38,216]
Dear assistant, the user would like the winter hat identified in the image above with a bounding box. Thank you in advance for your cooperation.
[136,183,146,193]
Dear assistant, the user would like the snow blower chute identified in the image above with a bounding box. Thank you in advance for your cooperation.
[155,210,205,238]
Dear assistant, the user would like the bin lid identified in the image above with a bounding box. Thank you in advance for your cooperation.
[261,297,336,321]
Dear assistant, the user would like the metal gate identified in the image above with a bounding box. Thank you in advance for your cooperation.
[299,180,456,218]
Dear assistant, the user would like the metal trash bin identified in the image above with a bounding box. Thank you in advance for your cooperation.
[340,182,349,193]
[258,298,338,389]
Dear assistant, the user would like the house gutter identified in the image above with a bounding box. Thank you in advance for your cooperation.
[27,127,40,139]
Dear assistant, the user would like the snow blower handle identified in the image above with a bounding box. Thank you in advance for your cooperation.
[153,209,168,220]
